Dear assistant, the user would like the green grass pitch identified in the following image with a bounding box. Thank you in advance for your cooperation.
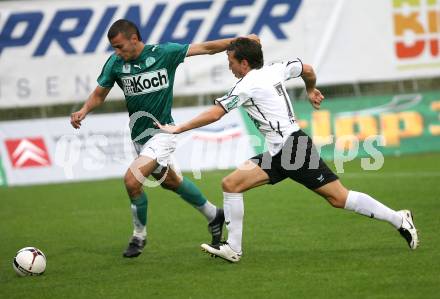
[1,153,439,298]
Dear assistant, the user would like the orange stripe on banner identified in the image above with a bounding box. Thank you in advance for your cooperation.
[431,101,440,110]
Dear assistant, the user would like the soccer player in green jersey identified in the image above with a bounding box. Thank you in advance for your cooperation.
[70,19,258,258]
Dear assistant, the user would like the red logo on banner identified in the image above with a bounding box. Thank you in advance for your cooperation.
[5,138,51,168]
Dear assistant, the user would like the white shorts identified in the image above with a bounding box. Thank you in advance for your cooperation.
[133,133,177,167]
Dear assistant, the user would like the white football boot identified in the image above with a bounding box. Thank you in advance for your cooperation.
[397,210,419,250]
[201,242,242,263]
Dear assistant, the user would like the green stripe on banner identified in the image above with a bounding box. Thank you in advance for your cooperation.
[0,156,7,187]
[239,91,440,159]
[239,107,265,155]
[294,91,440,159]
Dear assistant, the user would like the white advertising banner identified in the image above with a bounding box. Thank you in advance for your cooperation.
[0,107,255,186]
[0,0,439,108]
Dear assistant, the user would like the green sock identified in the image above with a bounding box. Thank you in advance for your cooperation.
[175,177,207,207]
[130,193,148,234]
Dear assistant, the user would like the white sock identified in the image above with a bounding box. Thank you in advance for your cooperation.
[344,190,403,229]
[131,205,147,240]
[132,228,146,240]
[223,192,244,253]
[196,201,217,222]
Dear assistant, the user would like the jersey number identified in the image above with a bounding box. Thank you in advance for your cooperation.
[274,82,294,122]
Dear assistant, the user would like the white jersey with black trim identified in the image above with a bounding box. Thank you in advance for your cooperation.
[215,59,303,156]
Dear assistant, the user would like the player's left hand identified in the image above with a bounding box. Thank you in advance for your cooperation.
[307,88,324,110]
[154,122,181,134]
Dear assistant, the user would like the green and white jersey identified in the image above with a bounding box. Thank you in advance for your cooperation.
[214,60,303,156]
[97,43,189,144]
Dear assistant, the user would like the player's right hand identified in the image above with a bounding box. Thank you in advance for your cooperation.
[70,110,86,129]
[154,121,181,134]
[307,88,324,110]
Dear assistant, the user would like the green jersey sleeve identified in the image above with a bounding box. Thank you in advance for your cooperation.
[97,55,117,88]
[160,43,189,66]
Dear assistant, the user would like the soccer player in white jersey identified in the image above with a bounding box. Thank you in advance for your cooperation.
[71,19,259,258]
[157,38,419,263]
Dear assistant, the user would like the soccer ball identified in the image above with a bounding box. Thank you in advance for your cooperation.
[12,247,46,276]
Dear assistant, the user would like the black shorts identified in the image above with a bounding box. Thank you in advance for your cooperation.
[250,130,338,190]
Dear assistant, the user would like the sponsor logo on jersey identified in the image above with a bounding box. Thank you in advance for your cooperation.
[145,57,156,68]
[121,68,169,96]
[122,64,131,73]
[5,137,51,168]
[226,96,239,110]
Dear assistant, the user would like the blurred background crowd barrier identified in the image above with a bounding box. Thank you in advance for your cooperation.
[0,0,439,186]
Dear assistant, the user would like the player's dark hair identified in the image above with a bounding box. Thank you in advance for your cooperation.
[227,37,263,69]
[107,19,142,41]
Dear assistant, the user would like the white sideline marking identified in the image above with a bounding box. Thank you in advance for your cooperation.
[339,172,440,178]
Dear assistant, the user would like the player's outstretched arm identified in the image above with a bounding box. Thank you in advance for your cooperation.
[301,64,324,110]
[70,86,111,129]
[186,34,260,57]
[156,105,226,134]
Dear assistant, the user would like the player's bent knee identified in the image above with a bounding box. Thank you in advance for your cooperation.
[160,182,174,190]
[326,195,346,208]
[160,178,180,191]
[124,173,142,196]
[222,177,242,193]
[158,173,182,191]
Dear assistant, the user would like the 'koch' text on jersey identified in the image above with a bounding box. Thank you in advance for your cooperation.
[97,42,189,144]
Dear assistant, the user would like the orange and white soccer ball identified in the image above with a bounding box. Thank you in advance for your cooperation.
[13,247,46,276]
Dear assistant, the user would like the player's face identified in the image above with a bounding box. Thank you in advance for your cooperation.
[227,51,247,78]
[110,33,138,62]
